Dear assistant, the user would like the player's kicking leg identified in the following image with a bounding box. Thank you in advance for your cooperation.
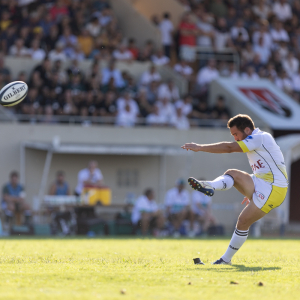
[188,169,266,265]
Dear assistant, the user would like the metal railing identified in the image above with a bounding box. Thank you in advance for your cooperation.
[0,113,232,127]
[196,47,240,72]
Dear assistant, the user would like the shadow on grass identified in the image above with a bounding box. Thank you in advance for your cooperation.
[188,265,281,272]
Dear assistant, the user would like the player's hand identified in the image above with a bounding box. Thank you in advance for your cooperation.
[181,143,200,152]
[241,197,250,206]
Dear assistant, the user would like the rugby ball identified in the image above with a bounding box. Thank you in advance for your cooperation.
[0,81,28,107]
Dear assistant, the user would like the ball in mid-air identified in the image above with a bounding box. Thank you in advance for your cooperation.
[0,81,28,107]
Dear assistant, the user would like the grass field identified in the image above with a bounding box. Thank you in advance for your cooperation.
[0,238,299,300]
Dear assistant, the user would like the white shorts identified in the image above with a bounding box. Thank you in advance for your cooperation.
[251,175,288,214]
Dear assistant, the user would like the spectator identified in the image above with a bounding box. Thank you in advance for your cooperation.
[223,62,239,79]
[49,171,70,196]
[282,51,299,78]
[58,27,77,58]
[214,17,232,51]
[69,44,85,61]
[158,80,180,102]
[178,12,198,62]
[190,187,217,236]
[253,37,271,65]
[86,16,102,38]
[101,60,125,88]
[273,0,292,22]
[9,38,29,57]
[99,90,117,118]
[146,105,165,126]
[209,0,228,18]
[211,96,231,120]
[131,188,165,235]
[164,179,190,237]
[28,39,46,60]
[175,94,193,117]
[116,91,139,127]
[39,13,54,37]
[77,29,94,58]
[116,103,138,127]
[136,89,153,118]
[226,7,238,29]
[195,10,215,48]
[50,0,69,22]
[113,44,133,62]
[241,42,255,66]
[159,12,174,58]
[249,53,264,73]
[75,161,103,196]
[173,59,193,79]
[49,42,67,62]
[138,40,154,61]
[196,59,219,88]
[241,65,260,80]
[117,90,139,113]
[270,20,289,45]
[151,49,170,66]
[230,19,249,42]
[2,171,31,228]
[252,20,273,51]
[140,65,161,86]
[252,0,271,20]
[127,38,139,60]
[156,97,177,126]
[275,70,293,93]
[172,107,190,130]
[190,100,211,122]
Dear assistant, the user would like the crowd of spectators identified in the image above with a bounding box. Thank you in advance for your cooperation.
[131,179,218,237]
[175,0,300,103]
[0,0,232,128]
[1,0,299,128]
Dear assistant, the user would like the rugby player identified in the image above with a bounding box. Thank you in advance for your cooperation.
[181,114,288,265]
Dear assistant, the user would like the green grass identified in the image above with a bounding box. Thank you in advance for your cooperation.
[0,238,299,300]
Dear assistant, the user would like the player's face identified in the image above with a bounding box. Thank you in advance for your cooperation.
[230,126,248,141]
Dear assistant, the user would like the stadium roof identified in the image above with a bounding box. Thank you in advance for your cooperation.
[21,141,187,156]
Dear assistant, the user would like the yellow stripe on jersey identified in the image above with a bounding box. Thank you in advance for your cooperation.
[261,185,288,214]
[255,172,274,183]
[237,141,249,153]
[278,165,288,180]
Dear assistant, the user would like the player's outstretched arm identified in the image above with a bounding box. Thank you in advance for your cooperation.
[181,142,243,153]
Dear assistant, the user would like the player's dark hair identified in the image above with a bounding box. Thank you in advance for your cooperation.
[227,114,255,132]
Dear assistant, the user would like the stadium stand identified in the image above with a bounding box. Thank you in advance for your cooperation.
[0,0,283,129]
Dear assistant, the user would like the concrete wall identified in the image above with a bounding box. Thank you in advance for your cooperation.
[110,0,161,48]
[128,0,185,28]
[0,123,259,229]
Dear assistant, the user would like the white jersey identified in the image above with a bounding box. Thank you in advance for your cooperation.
[131,195,158,224]
[237,128,288,188]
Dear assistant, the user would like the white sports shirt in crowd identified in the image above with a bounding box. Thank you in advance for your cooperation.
[75,168,103,194]
[164,187,190,213]
[131,195,158,224]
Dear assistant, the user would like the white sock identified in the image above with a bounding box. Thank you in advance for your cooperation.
[221,228,249,263]
[207,174,234,191]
